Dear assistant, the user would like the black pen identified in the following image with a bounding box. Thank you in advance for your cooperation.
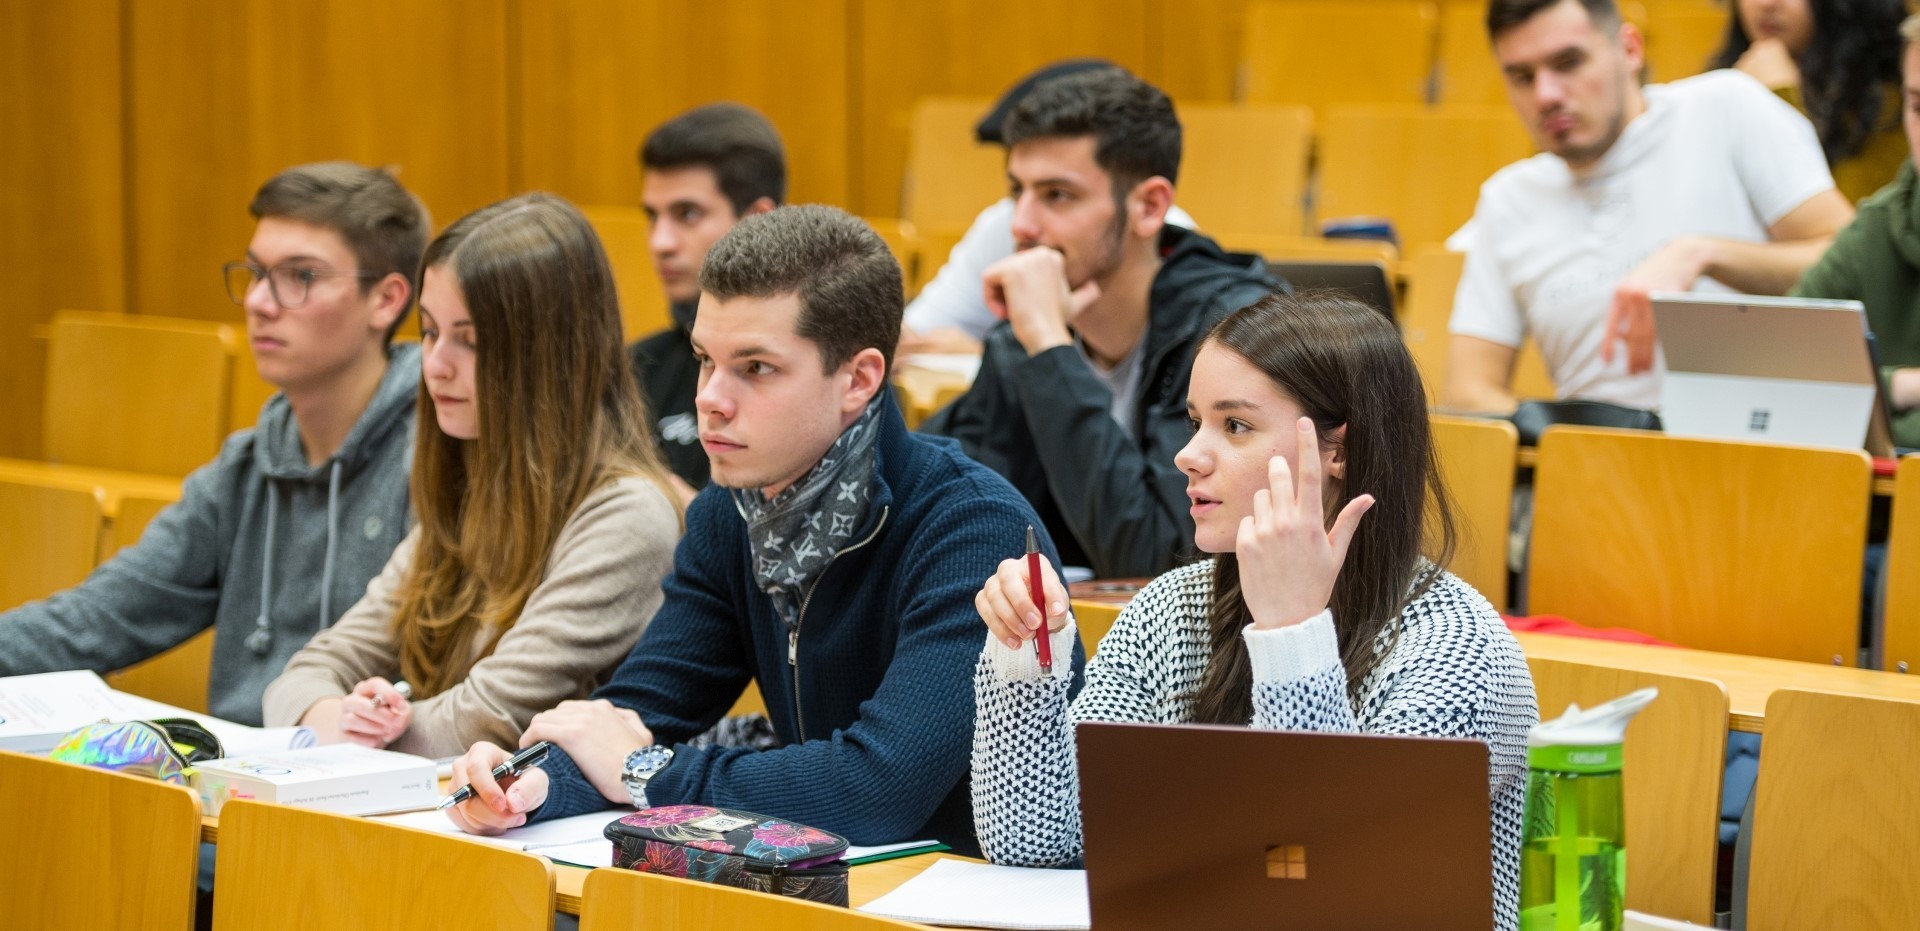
[436,741,552,811]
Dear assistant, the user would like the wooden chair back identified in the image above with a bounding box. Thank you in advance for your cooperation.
[902,97,1003,237]
[580,204,672,341]
[1879,455,1920,670]
[1071,600,1124,656]
[1403,247,1465,400]
[1434,1,1505,106]
[101,490,212,712]
[579,866,924,930]
[1177,103,1314,240]
[1747,689,1920,929]
[1315,104,1533,250]
[862,216,919,290]
[1529,428,1871,663]
[1642,7,1727,85]
[1242,1,1439,115]
[1526,658,1728,923]
[227,358,280,432]
[212,799,554,929]
[1400,247,1555,403]
[0,751,201,930]
[45,310,236,476]
[1429,414,1517,610]
[0,476,103,610]
[909,228,966,296]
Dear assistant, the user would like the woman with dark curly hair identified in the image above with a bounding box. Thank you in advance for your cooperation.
[1711,0,1909,201]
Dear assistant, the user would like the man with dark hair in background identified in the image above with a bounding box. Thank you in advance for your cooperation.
[923,67,1277,580]
[629,103,786,497]
[898,59,1198,356]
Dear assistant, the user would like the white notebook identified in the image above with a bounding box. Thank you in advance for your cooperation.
[0,670,125,753]
[858,859,1090,930]
[372,808,632,852]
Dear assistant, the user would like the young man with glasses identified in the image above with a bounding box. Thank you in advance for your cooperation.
[0,162,428,726]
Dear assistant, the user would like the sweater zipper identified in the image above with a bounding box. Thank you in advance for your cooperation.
[788,505,889,742]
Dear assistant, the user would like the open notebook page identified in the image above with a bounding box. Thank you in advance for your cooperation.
[858,859,1090,930]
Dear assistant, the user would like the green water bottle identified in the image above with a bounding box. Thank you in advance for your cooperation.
[1517,687,1658,931]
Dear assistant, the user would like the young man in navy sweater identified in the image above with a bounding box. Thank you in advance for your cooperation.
[445,205,1070,854]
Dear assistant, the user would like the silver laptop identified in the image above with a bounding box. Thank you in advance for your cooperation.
[1652,292,1894,456]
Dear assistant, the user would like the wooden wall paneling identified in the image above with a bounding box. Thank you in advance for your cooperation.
[852,0,1152,219]
[514,0,850,217]
[128,0,512,326]
[0,0,124,460]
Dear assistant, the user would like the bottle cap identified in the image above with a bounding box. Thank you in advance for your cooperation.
[1525,687,1659,773]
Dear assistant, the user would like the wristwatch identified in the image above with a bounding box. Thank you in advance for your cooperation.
[620,745,674,809]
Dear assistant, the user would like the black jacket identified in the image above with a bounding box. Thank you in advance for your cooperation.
[922,226,1280,577]
[628,301,707,488]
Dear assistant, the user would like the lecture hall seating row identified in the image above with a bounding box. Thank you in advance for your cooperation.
[10,652,1917,929]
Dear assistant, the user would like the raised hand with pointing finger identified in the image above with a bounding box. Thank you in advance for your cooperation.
[1235,418,1374,631]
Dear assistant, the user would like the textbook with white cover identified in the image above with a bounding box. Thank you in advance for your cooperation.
[0,670,125,753]
[193,744,437,816]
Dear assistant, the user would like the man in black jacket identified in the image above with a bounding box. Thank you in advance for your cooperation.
[628,103,785,500]
[922,68,1279,578]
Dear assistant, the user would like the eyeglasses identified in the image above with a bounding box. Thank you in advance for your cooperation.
[223,261,382,309]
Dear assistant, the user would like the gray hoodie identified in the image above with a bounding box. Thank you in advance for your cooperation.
[0,344,420,724]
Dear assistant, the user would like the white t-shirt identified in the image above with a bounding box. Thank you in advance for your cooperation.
[1449,70,1836,409]
[903,199,1198,340]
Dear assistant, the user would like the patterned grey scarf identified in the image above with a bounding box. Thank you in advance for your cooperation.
[729,395,884,627]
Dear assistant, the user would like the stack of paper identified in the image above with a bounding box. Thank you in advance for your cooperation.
[0,670,128,753]
[0,670,319,756]
[844,839,947,864]
[858,859,1091,930]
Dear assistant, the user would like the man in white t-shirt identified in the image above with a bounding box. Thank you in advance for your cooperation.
[1446,0,1854,411]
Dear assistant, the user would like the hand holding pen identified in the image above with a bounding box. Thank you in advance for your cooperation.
[341,677,412,749]
[440,741,555,836]
[1026,526,1053,674]
[974,538,1069,658]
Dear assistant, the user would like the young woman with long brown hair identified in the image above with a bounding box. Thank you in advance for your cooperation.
[263,193,683,758]
[968,291,1537,929]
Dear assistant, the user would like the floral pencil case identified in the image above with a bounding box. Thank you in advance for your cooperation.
[605,804,851,906]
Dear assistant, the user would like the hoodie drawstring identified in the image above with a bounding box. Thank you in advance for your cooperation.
[318,460,342,629]
[246,485,280,656]
[246,459,344,655]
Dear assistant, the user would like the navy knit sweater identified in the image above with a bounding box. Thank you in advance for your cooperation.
[528,393,1075,852]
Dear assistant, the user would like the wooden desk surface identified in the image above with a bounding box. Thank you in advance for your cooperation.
[1515,632,1920,732]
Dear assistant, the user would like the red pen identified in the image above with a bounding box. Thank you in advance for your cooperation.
[1026,525,1053,674]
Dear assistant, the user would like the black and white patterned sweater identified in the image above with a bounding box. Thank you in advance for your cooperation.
[970,560,1538,930]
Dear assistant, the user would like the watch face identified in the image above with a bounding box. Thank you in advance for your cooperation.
[625,745,672,778]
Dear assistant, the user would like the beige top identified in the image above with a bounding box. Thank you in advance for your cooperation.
[262,475,680,757]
